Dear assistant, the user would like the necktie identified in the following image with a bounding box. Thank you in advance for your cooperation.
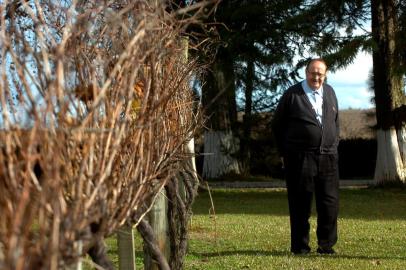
[313,91,322,124]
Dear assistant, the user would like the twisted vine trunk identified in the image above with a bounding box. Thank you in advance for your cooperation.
[167,139,200,269]
[138,138,200,270]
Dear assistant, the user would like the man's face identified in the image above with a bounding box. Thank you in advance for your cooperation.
[306,60,327,90]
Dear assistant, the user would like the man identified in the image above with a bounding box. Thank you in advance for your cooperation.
[272,58,339,255]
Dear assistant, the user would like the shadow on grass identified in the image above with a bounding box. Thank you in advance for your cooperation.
[193,188,406,220]
[189,249,406,261]
[190,249,290,258]
[193,189,289,216]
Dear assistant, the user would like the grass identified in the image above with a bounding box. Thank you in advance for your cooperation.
[205,174,279,183]
[90,187,406,269]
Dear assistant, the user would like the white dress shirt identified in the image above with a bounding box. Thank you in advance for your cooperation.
[302,80,323,125]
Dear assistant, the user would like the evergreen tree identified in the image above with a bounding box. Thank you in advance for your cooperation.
[200,0,310,177]
[196,0,406,180]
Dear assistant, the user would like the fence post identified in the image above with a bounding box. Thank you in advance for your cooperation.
[117,225,136,270]
[144,189,170,270]
[66,240,83,270]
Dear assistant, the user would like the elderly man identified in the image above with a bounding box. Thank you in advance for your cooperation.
[272,58,339,255]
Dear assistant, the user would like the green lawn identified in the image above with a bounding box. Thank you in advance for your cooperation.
[94,187,406,269]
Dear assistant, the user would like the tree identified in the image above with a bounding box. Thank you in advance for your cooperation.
[293,0,406,184]
[201,46,240,178]
[200,0,307,177]
[371,0,406,184]
[234,0,304,174]
[199,0,406,183]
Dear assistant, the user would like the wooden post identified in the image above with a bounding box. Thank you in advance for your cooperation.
[76,241,83,270]
[66,240,83,270]
[117,225,136,270]
[178,36,190,202]
[144,189,170,270]
[142,37,191,270]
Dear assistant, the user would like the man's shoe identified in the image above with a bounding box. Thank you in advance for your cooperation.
[317,247,335,254]
[292,248,310,255]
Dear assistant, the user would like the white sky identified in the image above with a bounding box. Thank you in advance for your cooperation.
[328,52,374,110]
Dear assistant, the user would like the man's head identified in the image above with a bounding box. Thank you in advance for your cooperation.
[305,58,327,90]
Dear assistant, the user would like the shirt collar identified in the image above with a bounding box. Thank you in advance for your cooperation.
[302,80,323,96]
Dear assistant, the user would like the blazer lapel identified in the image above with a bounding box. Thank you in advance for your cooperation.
[322,87,335,125]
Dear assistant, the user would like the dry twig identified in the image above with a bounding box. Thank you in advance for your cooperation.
[0,0,216,269]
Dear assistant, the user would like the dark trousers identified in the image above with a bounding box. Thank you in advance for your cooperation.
[284,151,339,252]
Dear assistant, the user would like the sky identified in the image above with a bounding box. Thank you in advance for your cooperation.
[327,52,374,110]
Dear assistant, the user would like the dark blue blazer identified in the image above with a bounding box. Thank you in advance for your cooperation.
[272,82,339,156]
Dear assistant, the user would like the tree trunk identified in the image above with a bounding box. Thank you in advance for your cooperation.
[202,50,238,131]
[202,130,240,178]
[202,48,240,178]
[397,124,406,163]
[374,128,405,182]
[371,0,406,184]
[240,58,255,175]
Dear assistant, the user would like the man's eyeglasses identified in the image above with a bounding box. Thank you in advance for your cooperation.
[307,71,326,78]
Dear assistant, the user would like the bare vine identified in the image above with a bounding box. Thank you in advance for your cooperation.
[0,0,216,269]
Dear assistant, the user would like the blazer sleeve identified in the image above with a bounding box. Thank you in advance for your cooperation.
[333,89,340,144]
[272,91,290,157]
